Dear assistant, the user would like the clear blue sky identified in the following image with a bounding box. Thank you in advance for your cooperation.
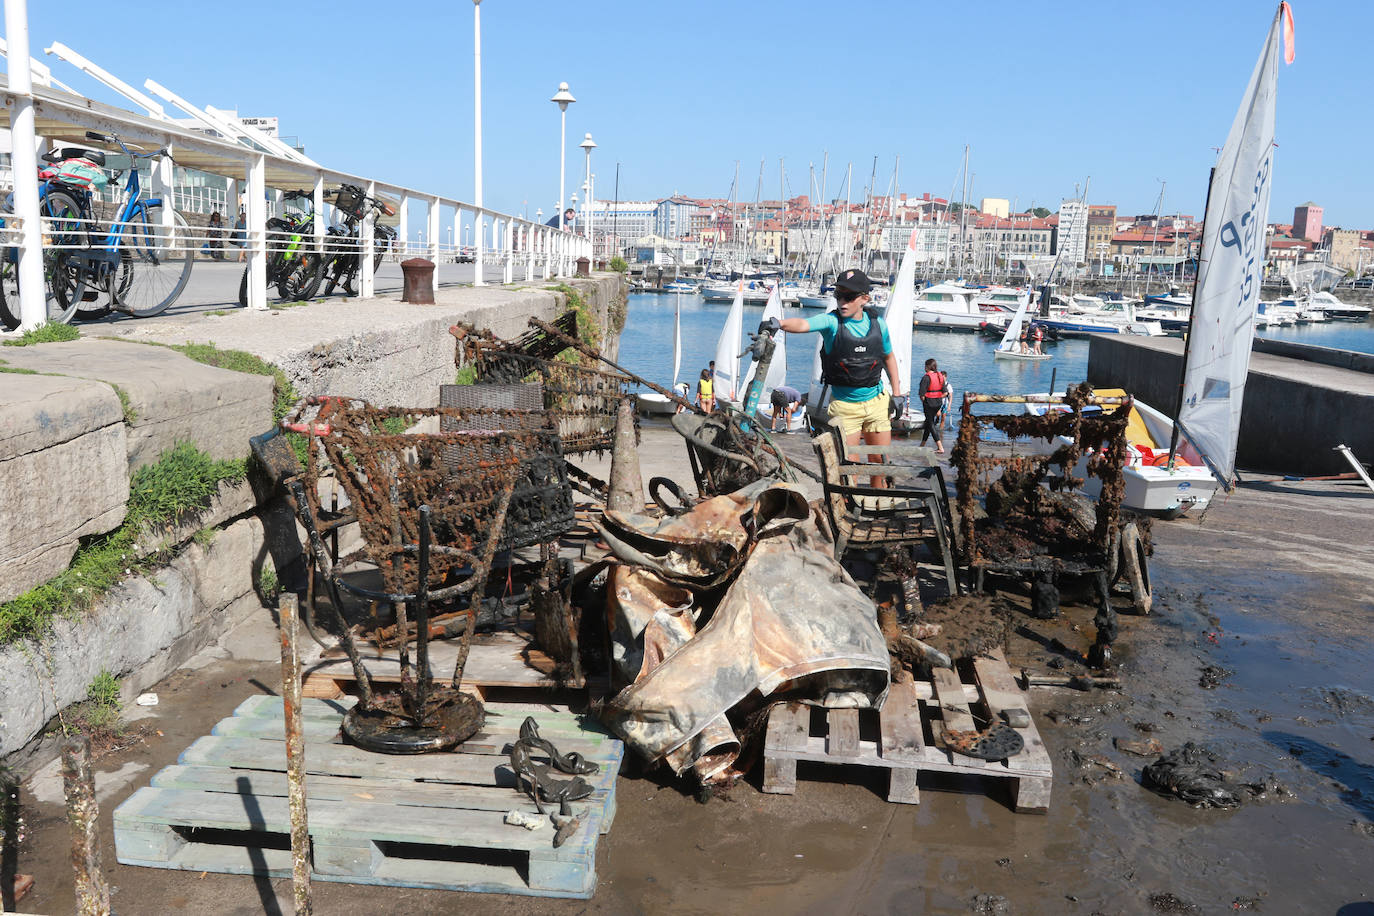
[11,0,1370,228]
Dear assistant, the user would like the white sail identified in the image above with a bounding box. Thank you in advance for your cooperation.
[713,280,745,401]
[672,298,682,386]
[741,284,786,395]
[1175,3,1290,487]
[996,291,1033,352]
[883,228,918,396]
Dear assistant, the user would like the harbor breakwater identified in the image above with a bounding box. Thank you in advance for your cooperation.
[1087,334,1374,476]
[0,275,625,770]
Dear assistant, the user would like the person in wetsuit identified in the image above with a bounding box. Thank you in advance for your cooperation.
[769,268,902,485]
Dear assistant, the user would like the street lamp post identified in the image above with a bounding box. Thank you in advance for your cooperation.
[472,0,483,212]
[551,82,575,236]
[579,133,596,253]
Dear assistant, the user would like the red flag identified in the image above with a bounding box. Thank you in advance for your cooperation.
[1281,2,1295,65]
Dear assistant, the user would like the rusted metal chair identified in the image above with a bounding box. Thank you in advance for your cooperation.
[812,422,959,596]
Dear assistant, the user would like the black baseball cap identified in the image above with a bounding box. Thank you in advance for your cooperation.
[834,268,873,294]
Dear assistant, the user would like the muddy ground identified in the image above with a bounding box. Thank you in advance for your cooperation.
[5,425,1374,915]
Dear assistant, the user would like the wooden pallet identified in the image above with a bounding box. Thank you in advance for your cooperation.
[299,630,596,701]
[114,696,624,898]
[762,650,1053,813]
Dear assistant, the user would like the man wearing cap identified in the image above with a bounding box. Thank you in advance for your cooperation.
[768,268,902,486]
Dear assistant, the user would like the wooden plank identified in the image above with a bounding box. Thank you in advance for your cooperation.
[763,702,810,753]
[211,715,614,755]
[113,787,601,898]
[301,631,573,690]
[886,768,920,805]
[825,709,861,758]
[971,651,1054,776]
[879,679,925,765]
[149,766,605,818]
[176,737,618,795]
[115,787,600,859]
[931,667,976,733]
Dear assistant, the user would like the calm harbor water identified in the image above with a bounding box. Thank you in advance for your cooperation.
[618,291,1374,402]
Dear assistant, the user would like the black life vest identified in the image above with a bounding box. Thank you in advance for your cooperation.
[923,370,947,400]
[820,308,885,388]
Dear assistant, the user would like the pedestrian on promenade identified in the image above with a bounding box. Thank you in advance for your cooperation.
[769,384,802,432]
[697,368,715,413]
[202,209,224,260]
[233,208,247,262]
[768,268,901,485]
[919,358,948,454]
[546,207,576,230]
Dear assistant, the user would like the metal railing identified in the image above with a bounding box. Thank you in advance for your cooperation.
[0,24,589,328]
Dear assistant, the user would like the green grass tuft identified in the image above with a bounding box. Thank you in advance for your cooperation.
[108,383,138,425]
[2,322,80,346]
[454,364,478,386]
[0,442,246,646]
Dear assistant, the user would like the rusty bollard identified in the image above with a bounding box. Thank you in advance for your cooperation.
[607,400,644,513]
[60,735,109,916]
[575,256,591,278]
[400,257,436,304]
[279,593,313,915]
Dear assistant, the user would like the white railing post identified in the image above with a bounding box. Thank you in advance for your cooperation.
[313,175,325,255]
[542,228,553,279]
[156,148,175,236]
[525,223,535,281]
[489,218,498,284]
[398,192,409,259]
[5,0,45,329]
[360,180,376,298]
[503,217,513,284]
[473,207,485,287]
[427,196,440,264]
[453,207,462,266]
[246,153,268,310]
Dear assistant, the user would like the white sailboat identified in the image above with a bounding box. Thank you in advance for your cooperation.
[712,280,746,404]
[883,229,920,429]
[992,291,1052,361]
[742,285,805,430]
[1172,2,1291,494]
[1029,3,1293,518]
[636,297,683,416]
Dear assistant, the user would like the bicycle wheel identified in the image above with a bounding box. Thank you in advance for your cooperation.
[0,189,91,328]
[112,205,192,318]
[277,252,323,301]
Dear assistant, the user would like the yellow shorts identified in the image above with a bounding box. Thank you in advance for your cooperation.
[828,393,890,437]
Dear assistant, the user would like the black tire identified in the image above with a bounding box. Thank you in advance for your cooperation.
[0,189,89,328]
[111,206,192,318]
[277,252,323,301]
[238,266,249,307]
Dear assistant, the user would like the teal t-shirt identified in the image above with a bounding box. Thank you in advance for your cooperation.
[806,311,893,402]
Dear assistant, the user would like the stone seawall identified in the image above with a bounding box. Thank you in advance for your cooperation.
[0,274,625,767]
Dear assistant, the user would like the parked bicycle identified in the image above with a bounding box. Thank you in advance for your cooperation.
[319,183,397,297]
[0,130,192,330]
[236,189,324,306]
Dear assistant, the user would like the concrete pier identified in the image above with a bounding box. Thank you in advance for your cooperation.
[1086,334,1374,476]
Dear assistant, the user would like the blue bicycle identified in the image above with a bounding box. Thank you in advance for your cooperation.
[0,129,192,330]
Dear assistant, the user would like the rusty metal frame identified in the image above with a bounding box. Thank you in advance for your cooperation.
[952,387,1132,574]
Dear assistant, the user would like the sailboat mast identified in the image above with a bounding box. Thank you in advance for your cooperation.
[1166,168,1215,467]
[1070,176,1090,298]
[1145,179,1166,299]
[957,145,970,277]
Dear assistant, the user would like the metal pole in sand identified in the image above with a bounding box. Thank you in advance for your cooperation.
[279,593,312,915]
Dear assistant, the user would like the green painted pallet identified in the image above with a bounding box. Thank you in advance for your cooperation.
[114,696,623,898]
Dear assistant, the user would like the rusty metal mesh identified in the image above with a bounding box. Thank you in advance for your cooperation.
[451,312,634,455]
[290,396,573,595]
[951,384,1131,570]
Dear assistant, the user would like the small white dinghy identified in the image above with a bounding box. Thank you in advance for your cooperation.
[992,291,1052,361]
[637,297,685,416]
